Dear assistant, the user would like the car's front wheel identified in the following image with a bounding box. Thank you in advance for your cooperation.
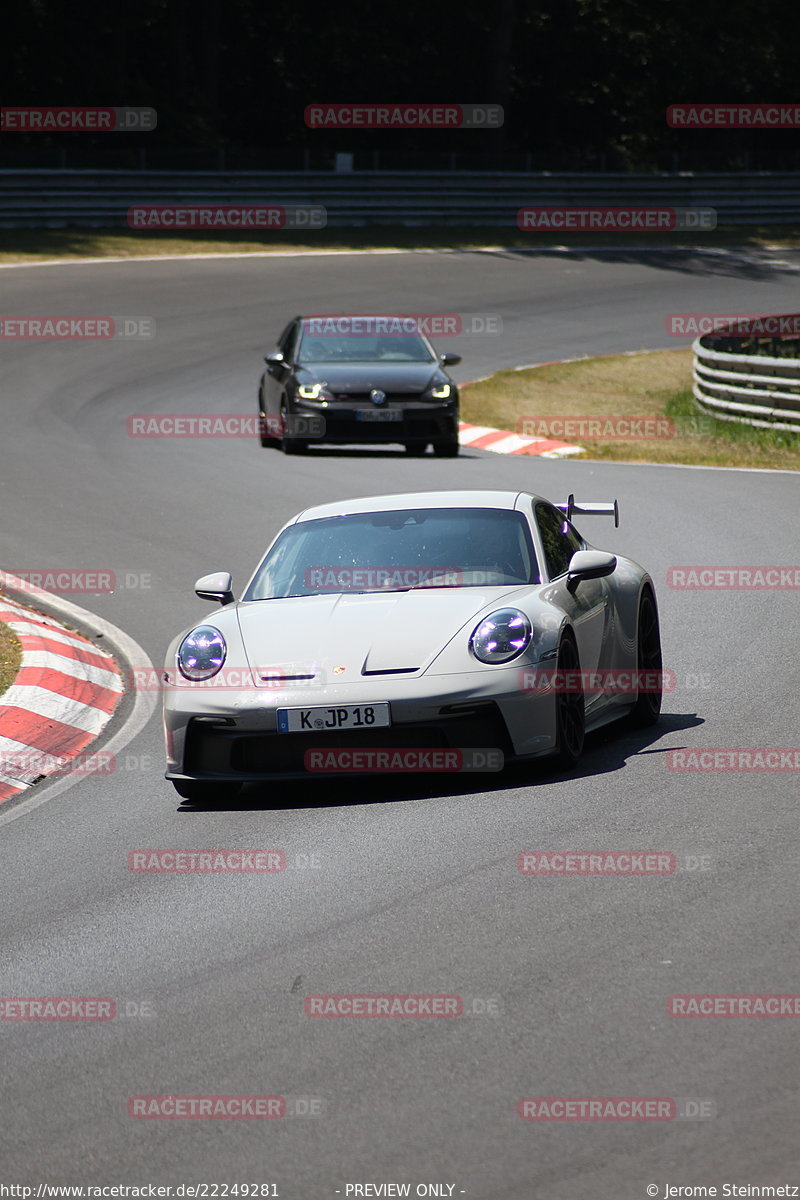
[432,437,459,458]
[552,630,585,769]
[171,780,243,804]
[280,406,307,456]
[630,588,663,726]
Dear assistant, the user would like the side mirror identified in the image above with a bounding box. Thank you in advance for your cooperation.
[194,571,235,606]
[566,550,616,592]
[440,352,462,366]
[264,350,284,366]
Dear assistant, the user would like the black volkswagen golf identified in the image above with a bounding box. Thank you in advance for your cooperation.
[257,315,461,456]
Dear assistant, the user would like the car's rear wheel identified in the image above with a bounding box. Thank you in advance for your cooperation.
[171,780,243,803]
[258,395,272,448]
[630,588,662,726]
[552,631,585,769]
[432,437,459,458]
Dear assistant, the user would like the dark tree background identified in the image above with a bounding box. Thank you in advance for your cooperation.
[2,0,799,168]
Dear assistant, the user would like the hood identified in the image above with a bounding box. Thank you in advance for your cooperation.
[296,362,446,394]
[235,587,519,681]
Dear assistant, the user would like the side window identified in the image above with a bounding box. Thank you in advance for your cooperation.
[278,321,298,361]
[535,503,583,580]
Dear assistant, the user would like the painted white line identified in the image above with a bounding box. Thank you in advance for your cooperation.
[0,248,418,271]
[2,618,109,655]
[0,772,29,791]
[16,650,122,690]
[1,245,798,272]
[0,685,111,735]
[0,734,69,784]
[458,425,500,443]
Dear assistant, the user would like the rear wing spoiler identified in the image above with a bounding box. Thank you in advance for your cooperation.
[556,494,619,528]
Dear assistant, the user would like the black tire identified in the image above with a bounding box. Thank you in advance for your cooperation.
[171,780,243,803]
[432,437,459,458]
[403,442,428,455]
[630,588,663,726]
[552,630,585,769]
[280,407,307,456]
[258,398,272,448]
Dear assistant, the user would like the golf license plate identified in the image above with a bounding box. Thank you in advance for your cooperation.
[355,409,402,422]
[277,702,391,734]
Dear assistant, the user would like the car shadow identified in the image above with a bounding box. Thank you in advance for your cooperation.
[269,446,482,459]
[175,710,704,813]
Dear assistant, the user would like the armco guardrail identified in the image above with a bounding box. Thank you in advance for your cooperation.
[693,324,800,432]
[2,169,800,227]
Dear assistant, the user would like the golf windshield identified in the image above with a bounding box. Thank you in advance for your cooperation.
[244,508,541,599]
[297,319,435,363]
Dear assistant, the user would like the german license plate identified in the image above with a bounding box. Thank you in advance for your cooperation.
[277,702,391,733]
[355,409,403,422]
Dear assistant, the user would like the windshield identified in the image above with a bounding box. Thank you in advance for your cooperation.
[244,508,540,600]
[297,320,435,364]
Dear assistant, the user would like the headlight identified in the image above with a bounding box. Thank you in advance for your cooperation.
[469,608,532,664]
[428,382,452,400]
[297,383,327,400]
[177,625,226,680]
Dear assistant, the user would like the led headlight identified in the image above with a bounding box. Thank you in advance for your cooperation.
[428,382,452,399]
[177,625,226,680]
[470,608,532,664]
[297,383,326,400]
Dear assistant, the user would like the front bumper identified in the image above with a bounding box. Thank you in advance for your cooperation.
[164,668,558,781]
[294,400,458,445]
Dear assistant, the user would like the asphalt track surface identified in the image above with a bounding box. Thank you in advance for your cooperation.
[1,247,799,1198]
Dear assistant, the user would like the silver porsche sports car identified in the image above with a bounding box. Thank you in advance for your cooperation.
[163,490,662,801]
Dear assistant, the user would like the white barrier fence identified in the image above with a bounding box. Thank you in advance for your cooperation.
[692,324,800,432]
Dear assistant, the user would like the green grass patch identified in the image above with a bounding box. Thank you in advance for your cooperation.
[462,348,800,470]
[0,620,22,697]
[1,224,800,264]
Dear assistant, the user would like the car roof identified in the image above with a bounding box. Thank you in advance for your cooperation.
[293,490,540,523]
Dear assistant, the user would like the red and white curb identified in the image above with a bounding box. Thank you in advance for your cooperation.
[458,421,583,457]
[0,594,124,803]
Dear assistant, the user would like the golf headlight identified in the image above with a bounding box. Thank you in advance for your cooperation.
[177,625,226,680]
[297,383,326,400]
[470,608,532,664]
[428,382,452,399]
